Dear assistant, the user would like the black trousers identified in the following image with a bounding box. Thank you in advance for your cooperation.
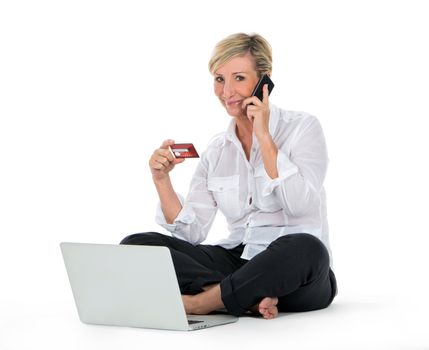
[120,232,337,317]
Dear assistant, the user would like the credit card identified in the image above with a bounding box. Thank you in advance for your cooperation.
[169,143,199,158]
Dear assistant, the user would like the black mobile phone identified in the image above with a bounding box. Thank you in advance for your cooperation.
[251,74,275,101]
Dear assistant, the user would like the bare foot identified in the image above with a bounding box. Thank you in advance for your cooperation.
[182,295,196,314]
[250,297,279,319]
[181,284,224,315]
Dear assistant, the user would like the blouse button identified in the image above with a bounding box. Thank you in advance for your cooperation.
[249,197,253,205]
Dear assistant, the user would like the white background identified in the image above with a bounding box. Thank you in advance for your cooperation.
[1,0,428,349]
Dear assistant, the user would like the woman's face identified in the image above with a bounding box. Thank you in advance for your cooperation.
[214,52,260,118]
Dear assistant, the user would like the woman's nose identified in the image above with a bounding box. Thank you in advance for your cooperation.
[223,80,234,98]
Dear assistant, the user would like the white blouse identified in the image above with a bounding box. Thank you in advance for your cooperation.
[156,103,332,264]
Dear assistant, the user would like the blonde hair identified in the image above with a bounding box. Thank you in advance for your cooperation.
[208,33,272,77]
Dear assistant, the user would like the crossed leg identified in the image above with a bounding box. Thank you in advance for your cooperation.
[120,232,335,319]
[182,233,335,319]
[182,284,279,320]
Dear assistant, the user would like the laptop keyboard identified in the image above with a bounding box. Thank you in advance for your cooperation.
[188,320,204,325]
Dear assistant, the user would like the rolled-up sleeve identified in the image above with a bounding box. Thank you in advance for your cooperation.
[155,156,218,245]
[255,149,299,196]
[155,192,195,230]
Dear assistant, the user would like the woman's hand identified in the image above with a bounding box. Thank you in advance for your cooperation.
[149,139,185,182]
[242,84,271,140]
[242,84,279,179]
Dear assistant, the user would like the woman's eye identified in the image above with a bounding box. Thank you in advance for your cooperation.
[235,75,245,81]
[215,76,224,83]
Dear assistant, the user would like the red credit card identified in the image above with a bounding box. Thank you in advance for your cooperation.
[169,143,199,158]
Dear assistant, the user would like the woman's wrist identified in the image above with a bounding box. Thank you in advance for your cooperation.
[258,134,279,179]
[256,131,272,144]
[153,174,171,186]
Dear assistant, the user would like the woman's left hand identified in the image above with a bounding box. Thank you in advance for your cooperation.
[242,84,270,140]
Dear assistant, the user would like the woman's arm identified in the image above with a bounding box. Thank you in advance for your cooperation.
[152,141,219,245]
[243,84,279,179]
[255,116,328,217]
[149,139,184,223]
[153,176,182,224]
[257,133,278,179]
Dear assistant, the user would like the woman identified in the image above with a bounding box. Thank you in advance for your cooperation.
[121,33,337,319]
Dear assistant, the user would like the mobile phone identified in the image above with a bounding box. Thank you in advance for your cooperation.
[251,74,275,101]
[169,143,199,158]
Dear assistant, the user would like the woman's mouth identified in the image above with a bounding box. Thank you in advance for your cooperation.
[225,99,242,107]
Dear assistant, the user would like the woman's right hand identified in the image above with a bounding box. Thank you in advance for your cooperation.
[149,139,185,182]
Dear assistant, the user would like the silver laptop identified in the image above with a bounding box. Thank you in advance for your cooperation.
[60,242,238,331]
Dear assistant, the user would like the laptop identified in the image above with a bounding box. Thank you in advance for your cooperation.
[60,242,238,331]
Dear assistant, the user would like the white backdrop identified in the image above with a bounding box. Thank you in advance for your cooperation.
[1,0,428,348]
